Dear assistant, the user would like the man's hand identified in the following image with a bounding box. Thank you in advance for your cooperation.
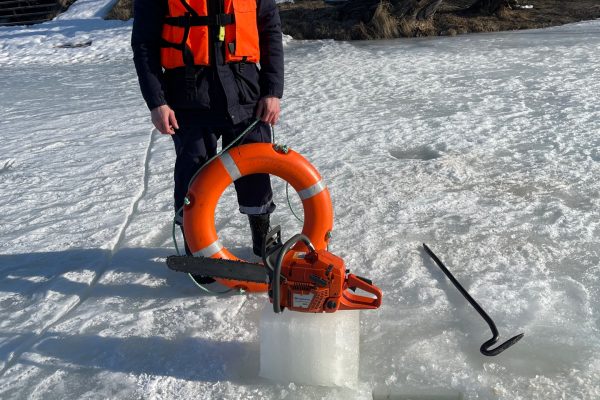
[256,96,280,125]
[151,104,179,135]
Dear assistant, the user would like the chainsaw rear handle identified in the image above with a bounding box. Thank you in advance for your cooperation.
[339,274,383,310]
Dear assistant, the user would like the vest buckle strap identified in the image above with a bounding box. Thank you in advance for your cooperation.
[163,14,234,27]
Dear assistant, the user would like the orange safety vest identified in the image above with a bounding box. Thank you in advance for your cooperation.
[161,0,260,69]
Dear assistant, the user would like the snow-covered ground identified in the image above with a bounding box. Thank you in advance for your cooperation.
[1,1,599,398]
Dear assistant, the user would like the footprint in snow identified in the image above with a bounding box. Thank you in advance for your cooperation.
[0,160,15,173]
[389,145,441,161]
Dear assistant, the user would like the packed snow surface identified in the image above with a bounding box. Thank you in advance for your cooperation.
[1,1,599,398]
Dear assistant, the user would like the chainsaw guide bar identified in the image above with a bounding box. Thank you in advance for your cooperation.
[166,255,269,283]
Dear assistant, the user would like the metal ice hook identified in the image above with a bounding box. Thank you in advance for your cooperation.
[422,243,524,357]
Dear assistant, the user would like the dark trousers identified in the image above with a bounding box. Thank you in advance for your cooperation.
[171,111,276,223]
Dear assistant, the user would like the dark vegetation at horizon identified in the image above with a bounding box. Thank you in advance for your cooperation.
[105,0,600,40]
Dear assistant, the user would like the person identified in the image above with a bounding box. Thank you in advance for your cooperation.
[131,0,284,283]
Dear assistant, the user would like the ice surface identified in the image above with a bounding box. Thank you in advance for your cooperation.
[259,305,360,387]
[1,0,600,397]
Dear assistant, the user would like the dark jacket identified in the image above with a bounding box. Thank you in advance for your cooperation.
[131,0,284,125]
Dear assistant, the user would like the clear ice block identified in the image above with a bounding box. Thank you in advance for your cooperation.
[259,304,360,387]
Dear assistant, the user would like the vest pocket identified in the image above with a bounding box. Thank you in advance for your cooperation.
[229,0,259,62]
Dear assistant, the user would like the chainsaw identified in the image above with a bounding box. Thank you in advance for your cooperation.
[167,225,382,313]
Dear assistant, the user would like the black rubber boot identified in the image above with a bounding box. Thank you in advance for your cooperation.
[180,225,215,284]
[248,213,270,257]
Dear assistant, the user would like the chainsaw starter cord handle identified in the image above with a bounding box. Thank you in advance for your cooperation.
[273,233,314,313]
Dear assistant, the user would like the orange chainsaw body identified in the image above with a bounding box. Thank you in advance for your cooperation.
[276,249,382,313]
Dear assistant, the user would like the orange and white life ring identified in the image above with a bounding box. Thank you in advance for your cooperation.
[183,143,334,292]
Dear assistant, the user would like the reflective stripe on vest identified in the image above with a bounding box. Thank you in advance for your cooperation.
[160,0,260,69]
